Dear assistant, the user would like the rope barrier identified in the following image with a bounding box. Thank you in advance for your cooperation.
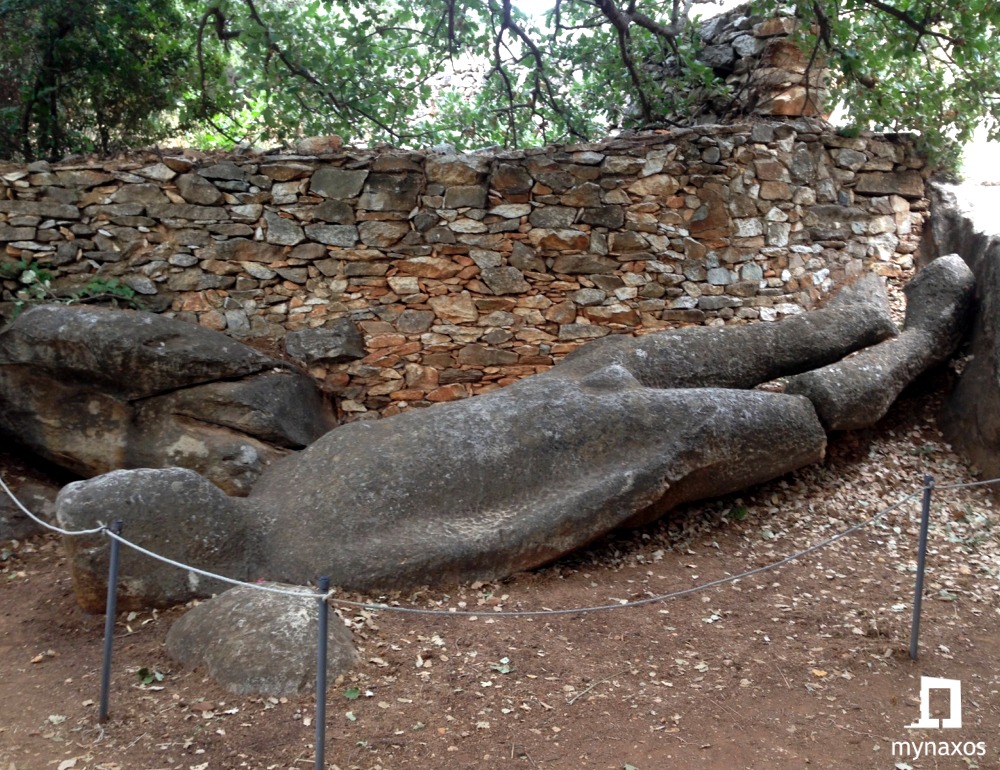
[3,468,966,617]
[102,529,331,600]
[2,467,992,736]
[0,473,105,537]
[935,477,1000,490]
[323,490,921,617]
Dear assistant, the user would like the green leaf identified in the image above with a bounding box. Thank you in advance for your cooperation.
[343,686,361,700]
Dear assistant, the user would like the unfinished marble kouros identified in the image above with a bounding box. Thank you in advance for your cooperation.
[54,264,975,611]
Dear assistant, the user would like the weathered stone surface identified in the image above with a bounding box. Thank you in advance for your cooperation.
[0,224,35,240]
[234,276,885,589]
[0,480,57,540]
[855,171,925,198]
[200,162,249,182]
[927,185,1000,480]
[0,305,335,496]
[529,207,576,228]
[482,266,531,295]
[561,274,894,386]
[293,136,343,155]
[444,185,488,209]
[252,381,818,590]
[313,199,355,223]
[580,206,625,228]
[165,583,358,695]
[396,256,463,279]
[396,309,435,333]
[304,223,358,247]
[56,468,248,611]
[55,169,114,188]
[176,173,224,206]
[146,203,229,221]
[210,238,285,262]
[358,172,422,211]
[0,119,928,426]
[553,254,617,274]
[699,44,736,70]
[784,256,975,430]
[110,183,169,206]
[430,292,479,322]
[358,220,410,247]
[426,155,489,185]
[264,210,304,245]
[561,183,602,207]
[135,163,177,181]
[310,168,368,199]
[52,273,913,601]
[457,343,518,366]
[260,162,314,182]
[490,163,533,193]
[0,200,80,219]
[528,228,590,251]
[803,204,866,240]
[628,174,680,197]
[285,319,366,365]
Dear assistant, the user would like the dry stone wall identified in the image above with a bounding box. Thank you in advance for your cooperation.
[0,118,928,419]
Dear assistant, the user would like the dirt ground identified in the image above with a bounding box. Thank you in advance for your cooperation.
[2,372,1000,770]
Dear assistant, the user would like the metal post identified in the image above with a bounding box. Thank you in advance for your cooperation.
[909,475,934,660]
[99,519,124,723]
[315,576,330,770]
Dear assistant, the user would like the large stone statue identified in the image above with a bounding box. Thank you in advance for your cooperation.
[50,257,975,611]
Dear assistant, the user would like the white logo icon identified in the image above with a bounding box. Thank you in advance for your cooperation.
[906,676,963,729]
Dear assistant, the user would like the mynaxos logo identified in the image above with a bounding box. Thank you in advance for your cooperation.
[892,676,987,761]
[906,675,962,729]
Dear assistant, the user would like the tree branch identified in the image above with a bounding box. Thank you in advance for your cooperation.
[859,0,960,45]
[593,0,653,123]
[487,0,589,141]
[237,0,406,141]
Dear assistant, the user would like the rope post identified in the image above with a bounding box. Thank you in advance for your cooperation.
[909,475,934,660]
[99,519,124,723]
[315,576,330,770]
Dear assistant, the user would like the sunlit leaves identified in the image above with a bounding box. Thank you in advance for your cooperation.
[773,0,1000,166]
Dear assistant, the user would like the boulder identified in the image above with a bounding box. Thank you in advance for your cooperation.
[784,255,975,430]
[56,468,249,612]
[165,584,358,696]
[925,185,1000,479]
[0,305,335,495]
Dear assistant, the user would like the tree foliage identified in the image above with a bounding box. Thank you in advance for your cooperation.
[0,0,204,160]
[801,0,1000,166]
[1,0,998,167]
